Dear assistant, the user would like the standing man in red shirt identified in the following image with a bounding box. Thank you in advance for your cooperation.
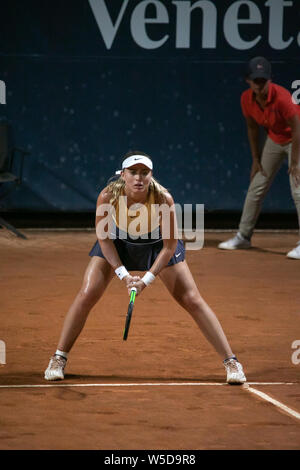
[218,57,300,259]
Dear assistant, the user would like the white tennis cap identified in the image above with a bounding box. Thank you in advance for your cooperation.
[115,155,153,175]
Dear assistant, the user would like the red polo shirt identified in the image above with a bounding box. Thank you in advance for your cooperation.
[241,83,300,144]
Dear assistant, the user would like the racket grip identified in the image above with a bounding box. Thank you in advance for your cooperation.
[130,287,137,302]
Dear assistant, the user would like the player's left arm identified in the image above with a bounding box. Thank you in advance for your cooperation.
[128,192,178,295]
[287,114,300,187]
[149,192,178,277]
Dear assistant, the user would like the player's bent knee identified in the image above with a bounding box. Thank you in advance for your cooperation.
[77,287,101,308]
[179,291,203,313]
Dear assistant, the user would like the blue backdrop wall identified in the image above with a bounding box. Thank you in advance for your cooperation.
[0,0,299,212]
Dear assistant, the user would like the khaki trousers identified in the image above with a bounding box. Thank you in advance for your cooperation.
[239,137,300,239]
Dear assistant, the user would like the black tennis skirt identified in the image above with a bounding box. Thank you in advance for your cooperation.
[89,238,185,271]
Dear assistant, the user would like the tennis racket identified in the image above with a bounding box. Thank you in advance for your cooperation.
[123,287,137,341]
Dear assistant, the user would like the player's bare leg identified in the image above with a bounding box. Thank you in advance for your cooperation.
[44,257,113,380]
[159,261,233,358]
[57,257,114,352]
[159,261,246,383]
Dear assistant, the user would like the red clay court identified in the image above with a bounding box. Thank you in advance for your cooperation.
[0,229,299,450]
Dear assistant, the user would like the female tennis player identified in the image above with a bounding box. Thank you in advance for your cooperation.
[44,151,246,384]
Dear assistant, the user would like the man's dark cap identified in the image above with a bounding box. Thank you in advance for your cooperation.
[246,57,272,80]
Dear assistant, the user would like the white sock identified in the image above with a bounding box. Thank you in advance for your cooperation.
[224,355,237,363]
[55,349,68,360]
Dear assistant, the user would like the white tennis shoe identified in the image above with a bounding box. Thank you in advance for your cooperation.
[44,355,66,381]
[218,232,251,250]
[224,358,247,384]
[286,242,300,259]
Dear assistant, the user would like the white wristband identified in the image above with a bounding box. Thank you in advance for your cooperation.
[141,271,156,286]
[115,266,129,280]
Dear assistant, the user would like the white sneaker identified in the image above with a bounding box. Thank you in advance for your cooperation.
[224,358,247,384]
[218,232,251,250]
[286,242,300,259]
[44,355,66,381]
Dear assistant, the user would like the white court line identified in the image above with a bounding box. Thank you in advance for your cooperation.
[243,384,300,421]
[0,381,296,389]
[248,382,295,385]
[1,381,299,421]
[0,382,225,389]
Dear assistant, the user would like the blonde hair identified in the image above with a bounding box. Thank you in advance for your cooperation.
[107,176,168,207]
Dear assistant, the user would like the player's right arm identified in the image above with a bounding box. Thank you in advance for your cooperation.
[95,188,139,290]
